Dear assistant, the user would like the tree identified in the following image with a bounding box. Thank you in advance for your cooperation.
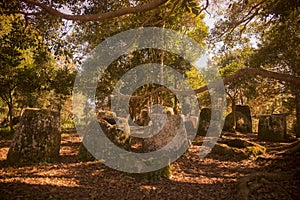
[209,0,300,136]
[48,57,76,113]
[95,13,208,118]
[215,46,253,131]
[13,0,169,22]
[2,0,210,22]
[3,0,299,136]
[0,14,75,130]
[0,14,52,130]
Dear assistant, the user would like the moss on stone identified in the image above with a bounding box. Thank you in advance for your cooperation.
[78,118,132,161]
[214,138,266,159]
[211,143,248,160]
[246,145,266,158]
[6,109,61,165]
[127,165,172,181]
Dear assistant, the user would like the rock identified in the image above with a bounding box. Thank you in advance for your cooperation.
[197,108,211,136]
[221,138,249,148]
[136,109,151,126]
[6,108,61,165]
[185,120,197,135]
[236,172,293,200]
[189,116,198,128]
[258,114,287,142]
[223,110,252,133]
[128,165,172,181]
[78,118,131,161]
[142,114,187,152]
[97,110,116,125]
[236,105,252,133]
[210,143,248,160]
[134,113,184,180]
[212,137,266,160]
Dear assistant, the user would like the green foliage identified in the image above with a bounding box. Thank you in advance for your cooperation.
[213,0,299,119]
[61,118,75,129]
[0,14,76,132]
[2,0,209,120]
[211,0,299,104]
[181,0,205,16]
[127,165,172,181]
[0,15,49,93]
[0,14,52,129]
[246,145,265,158]
[186,67,205,90]
[212,0,299,79]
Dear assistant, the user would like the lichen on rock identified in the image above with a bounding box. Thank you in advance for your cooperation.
[6,108,61,165]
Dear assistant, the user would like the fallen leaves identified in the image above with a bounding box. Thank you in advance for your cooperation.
[0,132,299,199]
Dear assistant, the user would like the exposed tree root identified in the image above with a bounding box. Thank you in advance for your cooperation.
[236,172,293,200]
[275,140,300,155]
[266,139,300,155]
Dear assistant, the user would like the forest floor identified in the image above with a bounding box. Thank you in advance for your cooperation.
[0,130,299,200]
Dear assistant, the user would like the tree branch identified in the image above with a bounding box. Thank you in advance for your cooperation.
[194,67,300,94]
[199,0,209,14]
[122,67,300,100]
[21,0,169,22]
[212,0,264,41]
[152,0,180,26]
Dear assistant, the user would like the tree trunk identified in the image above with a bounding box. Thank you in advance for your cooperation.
[8,104,13,131]
[232,101,236,132]
[226,91,236,132]
[22,0,168,22]
[160,50,164,85]
[7,94,14,131]
[58,95,63,114]
[295,89,300,138]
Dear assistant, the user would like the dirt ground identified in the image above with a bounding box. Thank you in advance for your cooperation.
[0,130,299,200]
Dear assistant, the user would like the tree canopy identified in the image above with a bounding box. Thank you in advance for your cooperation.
[0,13,75,130]
[0,0,299,135]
